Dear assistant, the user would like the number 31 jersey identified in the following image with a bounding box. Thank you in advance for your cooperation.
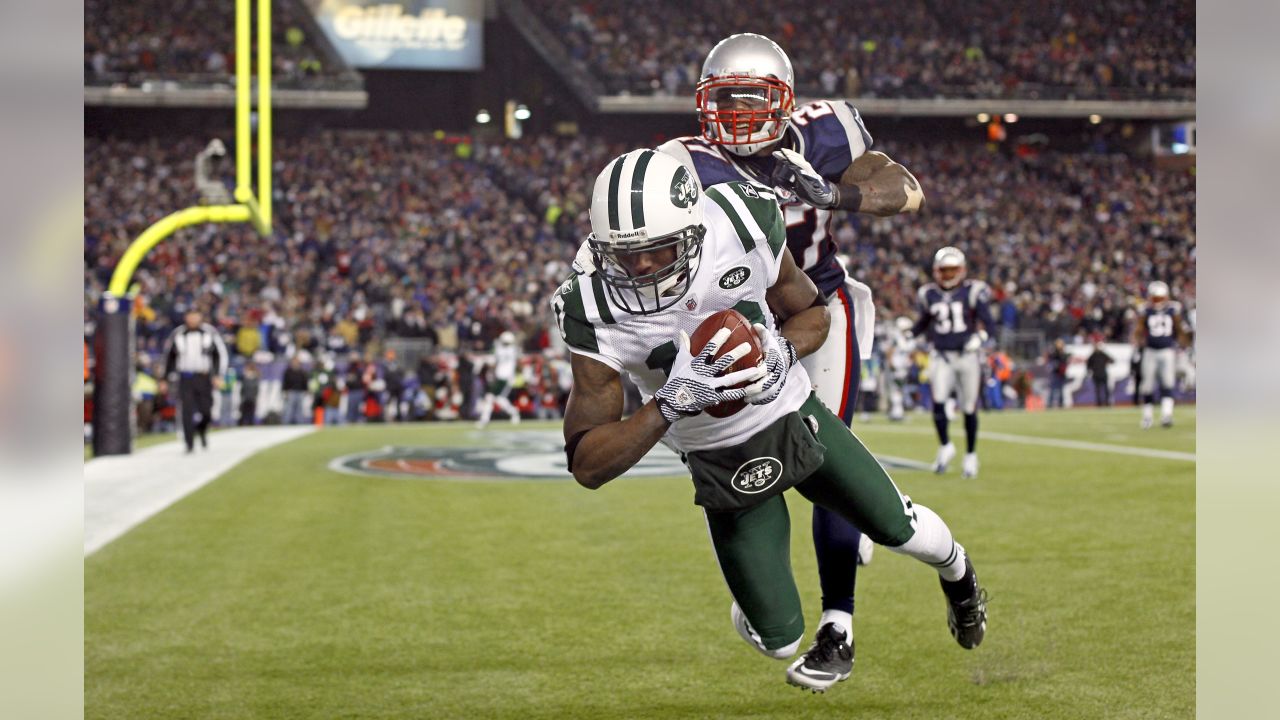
[1142,302,1183,350]
[914,280,995,352]
[551,182,811,453]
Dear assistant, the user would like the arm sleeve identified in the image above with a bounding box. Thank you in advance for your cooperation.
[209,327,229,377]
[801,100,874,180]
[972,282,998,332]
[164,328,179,377]
[912,287,932,337]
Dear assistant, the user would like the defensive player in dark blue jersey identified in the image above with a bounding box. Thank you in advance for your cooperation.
[657,33,932,692]
[1132,281,1188,428]
[913,247,997,479]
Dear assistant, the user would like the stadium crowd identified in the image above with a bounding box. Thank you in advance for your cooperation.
[85,128,1193,425]
[84,0,342,87]
[526,0,1195,100]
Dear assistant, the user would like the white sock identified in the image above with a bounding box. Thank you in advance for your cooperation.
[819,609,853,644]
[1142,404,1154,421]
[889,503,967,582]
[1161,397,1174,418]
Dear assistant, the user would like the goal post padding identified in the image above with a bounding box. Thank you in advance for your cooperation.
[92,294,134,457]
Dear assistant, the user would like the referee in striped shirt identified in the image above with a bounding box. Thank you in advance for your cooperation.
[162,310,228,453]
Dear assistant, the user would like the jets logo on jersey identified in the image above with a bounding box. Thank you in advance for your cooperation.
[733,457,784,494]
[719,266,751,290]
[670,166,699,208]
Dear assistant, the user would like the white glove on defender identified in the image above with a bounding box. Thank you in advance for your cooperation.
[654,328,764,423]
[770,148,836,209]
[744,323,799,406]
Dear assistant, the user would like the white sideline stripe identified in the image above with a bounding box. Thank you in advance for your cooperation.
[84,427,315,556]
[855,424,1194,462]
[979,431,1195,462]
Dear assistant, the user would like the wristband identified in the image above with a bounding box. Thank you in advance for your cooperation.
[831,183,863,211]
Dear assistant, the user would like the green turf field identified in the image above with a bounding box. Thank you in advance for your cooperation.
[85,407,1194,719]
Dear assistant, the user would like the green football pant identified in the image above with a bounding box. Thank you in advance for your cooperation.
[704,394,917,651]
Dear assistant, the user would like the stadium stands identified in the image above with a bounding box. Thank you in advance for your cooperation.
[523,0,1195,100]
[84,0,348,88]
[84,130,1194,369]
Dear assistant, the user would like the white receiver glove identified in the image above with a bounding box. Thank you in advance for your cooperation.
[654,327,765,423]
[744,323,799,406]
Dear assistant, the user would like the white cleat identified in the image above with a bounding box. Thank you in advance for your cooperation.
[1140,416,1153,430]
[934,443,956,474]
[961,453,979,479]
[857,532,875,566]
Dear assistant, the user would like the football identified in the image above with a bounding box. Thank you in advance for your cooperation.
[689,308,763,418]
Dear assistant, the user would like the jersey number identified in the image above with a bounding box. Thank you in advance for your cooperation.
[1147,314,1173,337]
[930,301,968,334]
[791,101,834,126]
[645,301,766,379]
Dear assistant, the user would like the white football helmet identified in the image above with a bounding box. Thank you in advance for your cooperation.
[587,149,706,315]
[933,246,966,289]
[696,33,796,156]
[498,331,516,346]
[1147,280,1170,302]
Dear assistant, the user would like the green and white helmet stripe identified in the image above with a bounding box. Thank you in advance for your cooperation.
[588,149,707,315]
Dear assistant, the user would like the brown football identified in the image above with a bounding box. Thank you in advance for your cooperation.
[689,308,763,418]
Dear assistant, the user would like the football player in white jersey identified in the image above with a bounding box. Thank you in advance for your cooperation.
[1133,281,1189,428]
[556,149,986,693]
[885,316,918,422]
[475,331,522,428]
[655,33,925,684]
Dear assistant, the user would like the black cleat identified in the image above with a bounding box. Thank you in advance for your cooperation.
[943,559,988,649]
[786,622,853,692]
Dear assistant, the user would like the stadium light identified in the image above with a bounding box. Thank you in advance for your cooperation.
[513,104,532,121]
[475,109,491,124]
[976,113,990,123]
[1003,113,1019,123]
[1089,114,1103,124]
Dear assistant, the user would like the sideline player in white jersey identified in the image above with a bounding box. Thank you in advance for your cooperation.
[555,149,986,693]
[1133,281,1189,428]
[885,316,918,421]
[475,331,522,428]
[655,33,925,684]
[913,247,997,479]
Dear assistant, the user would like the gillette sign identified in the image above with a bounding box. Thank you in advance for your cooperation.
[309,0,483,70]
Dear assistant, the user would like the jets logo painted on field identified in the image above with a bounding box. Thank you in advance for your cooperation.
[670,166,699,208]
[719,266,751,290]
[330,430,687,481]
[732,457,784,494]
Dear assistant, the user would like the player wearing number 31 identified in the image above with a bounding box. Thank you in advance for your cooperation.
[913,246,998,479]
[553,149,987,693]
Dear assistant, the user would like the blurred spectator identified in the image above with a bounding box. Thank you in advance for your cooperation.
[1046,338,1070,408]
[282,356,310,424]
[240,364,260,425]
[1087,340,1114,406]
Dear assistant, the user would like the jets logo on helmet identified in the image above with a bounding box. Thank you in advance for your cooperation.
[696,33,796,156]
[933,246,967,289]
[670,165,699,208]
[588,150,706,315]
